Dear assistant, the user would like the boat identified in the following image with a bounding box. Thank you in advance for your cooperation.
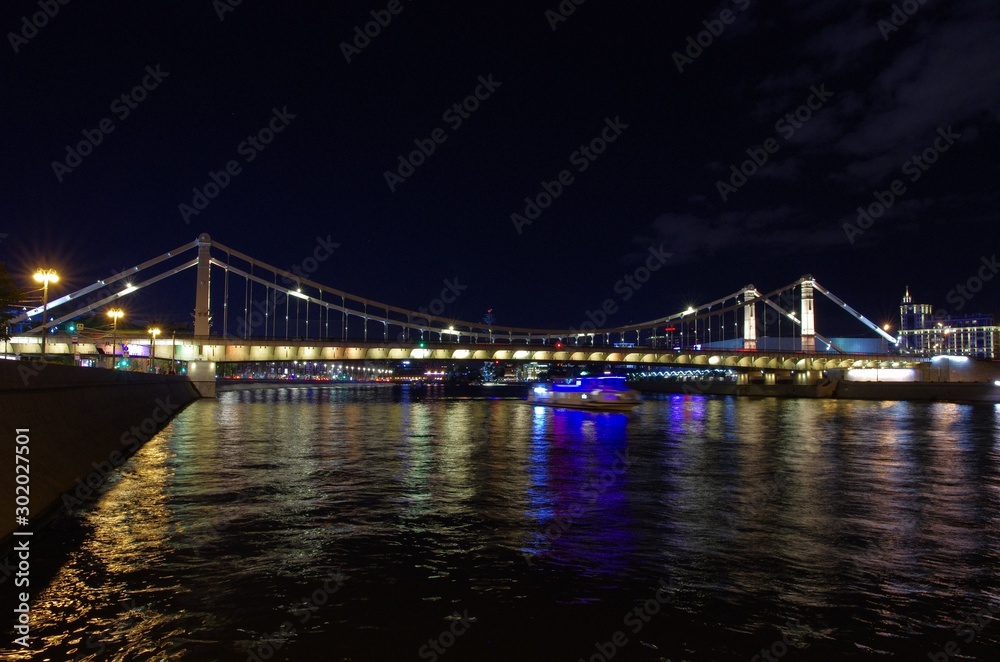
[527,376,642,411]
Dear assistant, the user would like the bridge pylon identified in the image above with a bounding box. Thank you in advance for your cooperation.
[801,276,816,353]
[743,285,757,350]
[194,233,212,337]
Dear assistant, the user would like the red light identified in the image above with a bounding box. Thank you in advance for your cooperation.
[664,327,676,332]
[555,342,563,349]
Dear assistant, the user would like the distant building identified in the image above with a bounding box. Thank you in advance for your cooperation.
[898,287,998,358]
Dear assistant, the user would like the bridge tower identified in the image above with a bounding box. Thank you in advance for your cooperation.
[194,233,212,337]
[743,285,757,350]
[801,276,816,353]
[189,233,216,397]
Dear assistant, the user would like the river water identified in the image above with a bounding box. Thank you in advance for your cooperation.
[8,385,1000,661]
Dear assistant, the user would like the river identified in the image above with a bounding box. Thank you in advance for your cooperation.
[8,384,1000,660]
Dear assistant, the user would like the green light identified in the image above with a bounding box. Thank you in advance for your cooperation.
[66,322,76,332]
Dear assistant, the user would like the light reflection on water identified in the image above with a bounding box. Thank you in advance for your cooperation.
[9,386,1000,660]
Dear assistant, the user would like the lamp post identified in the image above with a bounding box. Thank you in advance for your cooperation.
[33,269,59,361]
[148,327,161,372]
[107,308,124,369]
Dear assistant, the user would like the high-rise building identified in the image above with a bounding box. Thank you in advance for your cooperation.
[899,286,933,353]
[898,287,997,358]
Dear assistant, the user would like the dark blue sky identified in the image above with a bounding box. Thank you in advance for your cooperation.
[3,0,998,336]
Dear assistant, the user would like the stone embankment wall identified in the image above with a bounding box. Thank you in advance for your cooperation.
[0,361,200,542]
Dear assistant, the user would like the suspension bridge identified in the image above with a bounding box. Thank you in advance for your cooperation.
[8,234,928,395]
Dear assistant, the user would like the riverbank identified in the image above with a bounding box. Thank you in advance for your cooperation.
[0,361,200,544]
[632,376,1000,403]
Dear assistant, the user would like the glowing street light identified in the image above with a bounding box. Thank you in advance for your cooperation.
[107,308,124,369]
[148,327,161,372]
[33,269,59,361]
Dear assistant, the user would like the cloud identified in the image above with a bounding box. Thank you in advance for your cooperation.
[828,9,1000,184]
[691,1,1000,241]
[634,206,844,264]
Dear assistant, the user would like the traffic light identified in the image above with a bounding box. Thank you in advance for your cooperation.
[418,341,426,348]
[66,322,76,333]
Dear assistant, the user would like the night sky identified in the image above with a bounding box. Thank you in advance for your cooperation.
[3,0,999,336]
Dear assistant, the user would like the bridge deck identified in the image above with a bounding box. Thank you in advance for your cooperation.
[8,334,928,370]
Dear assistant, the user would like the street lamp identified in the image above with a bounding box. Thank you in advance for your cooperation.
[107,308,124,369]
[148,327,161,372]
[33,269,59,361]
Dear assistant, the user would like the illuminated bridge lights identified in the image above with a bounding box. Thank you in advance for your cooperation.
[5,238,917,363]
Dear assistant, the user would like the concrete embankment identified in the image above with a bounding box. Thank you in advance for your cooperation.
[0,361,201,543]
[835,380,1000,403]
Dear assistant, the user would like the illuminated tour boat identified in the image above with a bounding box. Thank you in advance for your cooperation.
[527,375,643,412]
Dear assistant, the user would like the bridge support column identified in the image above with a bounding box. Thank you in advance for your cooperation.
[801,277,816,353]
[187,360,217,398]
[743,286,757,350]
[194,233,212,337]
